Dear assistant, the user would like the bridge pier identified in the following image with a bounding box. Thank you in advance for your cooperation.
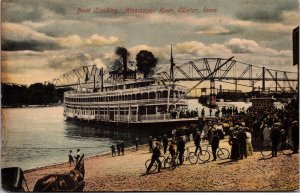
[209,78,216,106]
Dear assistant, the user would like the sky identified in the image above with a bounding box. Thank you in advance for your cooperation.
[1,0,299,86]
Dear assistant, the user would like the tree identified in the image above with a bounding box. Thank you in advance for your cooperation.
[136,50,158,78]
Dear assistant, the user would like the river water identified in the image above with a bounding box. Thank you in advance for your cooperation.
[2,106,155,170]
[1,99,283,170]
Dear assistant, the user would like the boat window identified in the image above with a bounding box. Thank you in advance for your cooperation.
[142,93,148,99]
[147,106,156,114]
[162,90,168,98]
[149,92,155,99]
[137,93,141,100]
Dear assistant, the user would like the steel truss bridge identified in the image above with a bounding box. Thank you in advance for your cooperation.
[50,57,298,95]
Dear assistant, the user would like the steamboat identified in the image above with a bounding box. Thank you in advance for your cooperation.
[63,49,198,129]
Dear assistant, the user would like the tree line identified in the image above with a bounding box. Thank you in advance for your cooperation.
[1,83,69,107]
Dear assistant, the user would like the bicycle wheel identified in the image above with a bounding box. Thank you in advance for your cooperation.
[145,159,157,172]
[217,148,230,160]
[165,157,176,171]
[198,150,210,162]
[260,141,272,157]
[188,152,198,164]
[280,142,294,155]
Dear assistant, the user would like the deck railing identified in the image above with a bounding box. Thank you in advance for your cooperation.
[64,84,187,97]
[92,113,173,122]
[65,98,187,106]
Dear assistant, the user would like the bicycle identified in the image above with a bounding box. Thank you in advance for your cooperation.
[174,146,199,165]
[260,137,294,157]
[186,146,211,164]
[145,154,175,173]
[202,145,230,160]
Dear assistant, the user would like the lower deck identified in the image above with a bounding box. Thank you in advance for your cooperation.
[64,103,190,123]
[65,116,199,130]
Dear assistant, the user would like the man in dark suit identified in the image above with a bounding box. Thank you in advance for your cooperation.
[146,142,162,174]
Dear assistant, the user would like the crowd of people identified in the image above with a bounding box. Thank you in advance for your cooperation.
[146,98,299,173]
[171,105,242,119]
[170,109,199,119]
[69,98,298,173]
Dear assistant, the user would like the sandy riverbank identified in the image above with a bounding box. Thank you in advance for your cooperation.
[24,139,299,191]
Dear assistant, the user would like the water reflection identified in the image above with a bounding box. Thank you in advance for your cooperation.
[64,121,171,146]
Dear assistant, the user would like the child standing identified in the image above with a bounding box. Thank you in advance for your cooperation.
[68,150,75,166]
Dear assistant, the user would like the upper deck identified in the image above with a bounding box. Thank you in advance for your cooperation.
[64,78,187,98]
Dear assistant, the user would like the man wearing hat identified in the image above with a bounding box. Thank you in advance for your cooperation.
[271,123,281,157]
[237,127,247,159]
[177,136,186,165]
[194,131,202,155]
[146,142,162,174]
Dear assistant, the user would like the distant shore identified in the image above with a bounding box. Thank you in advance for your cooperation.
[23,140,299,191]
[2,103,63,108]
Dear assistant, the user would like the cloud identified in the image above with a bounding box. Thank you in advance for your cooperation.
[129,42,233,62]
[173,41,232,57]
[225,38,259,54]
[86,34,120,46]
[128,45,168,61]
[57,34,120,48]
[196,26,231,35]
[225,38,292,57]
[2,23,60,51]
[22,20,56,29]
[2,1,66,23]
[57,35,83,48]
[235,1,298,22]
[1,22,120,51]
[280,10,299,25]
[48,52,93,70]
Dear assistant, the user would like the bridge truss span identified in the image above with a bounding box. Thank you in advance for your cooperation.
[51,57,298,93]
[155,57,298,93]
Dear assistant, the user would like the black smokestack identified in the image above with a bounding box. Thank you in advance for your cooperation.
[115,47,130,80]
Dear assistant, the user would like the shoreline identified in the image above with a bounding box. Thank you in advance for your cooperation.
[2,103,63,109]
[23,145,140,173]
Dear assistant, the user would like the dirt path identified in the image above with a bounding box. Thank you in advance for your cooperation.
[24,139,299,191]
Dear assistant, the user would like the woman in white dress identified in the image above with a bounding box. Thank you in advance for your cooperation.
[245,127,253,156]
